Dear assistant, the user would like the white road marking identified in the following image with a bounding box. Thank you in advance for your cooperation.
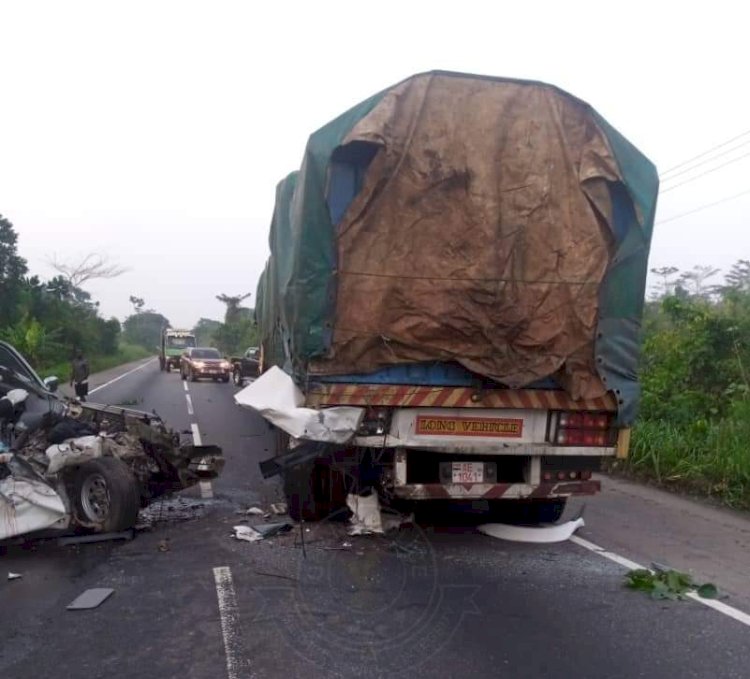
[570,535,750,628]
[89,358,156,394]
[213,566,244,679]
[185,393,194,416]
[183,381,189,392]
[191,422,214,499]
[191,423,203,445]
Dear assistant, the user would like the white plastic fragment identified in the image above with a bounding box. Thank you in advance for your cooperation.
[245,507,264,516]
[8,572,22,580]
[233,525,263,542]
[4,389,29,406]
[346,493,412,536]
[477,517,585,543]
[270,502,287,515]
[234,366,364,443]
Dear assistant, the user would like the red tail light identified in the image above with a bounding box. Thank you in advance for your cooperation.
[553,411,615,447]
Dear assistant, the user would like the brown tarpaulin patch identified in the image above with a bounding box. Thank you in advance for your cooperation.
[310,73,623,400]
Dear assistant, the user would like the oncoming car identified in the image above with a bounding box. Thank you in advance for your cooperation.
[179,347,232,383]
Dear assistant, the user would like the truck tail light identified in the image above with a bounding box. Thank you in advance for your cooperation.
[553,411,615,446]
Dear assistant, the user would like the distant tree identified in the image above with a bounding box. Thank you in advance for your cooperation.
[193,317,222,346]
[129,295,145,313]
[216,292,252,324]
[49,252,128,288]
[649,266,680,299]
[0,214,29,324]
[679,265,720,299]
[123,311,169,351]
[723,260,750,292]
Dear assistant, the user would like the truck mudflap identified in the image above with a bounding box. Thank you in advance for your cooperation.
[393,479,600,500]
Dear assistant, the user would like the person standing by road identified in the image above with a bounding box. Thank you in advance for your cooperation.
[70,351,90,402]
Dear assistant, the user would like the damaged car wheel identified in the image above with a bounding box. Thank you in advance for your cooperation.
[73,458,140,532]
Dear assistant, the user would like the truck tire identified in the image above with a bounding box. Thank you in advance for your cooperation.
[72,458,141,532]
[165,362,171,373]
[233,368,244,387]
[284,460,321,522]
[222,375,230,383]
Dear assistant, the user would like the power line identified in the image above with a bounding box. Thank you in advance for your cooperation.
[656,187,750,225]
[660,150,750,193]
[661,138,750,182]
[661,128,750,176]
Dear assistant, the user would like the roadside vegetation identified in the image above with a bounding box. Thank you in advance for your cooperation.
[0,214,159,376]
[620,262,750,509]
[192,292,259,356]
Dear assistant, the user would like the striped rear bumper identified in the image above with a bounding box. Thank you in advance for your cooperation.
[393,480,601,500]
[306,383,617,411]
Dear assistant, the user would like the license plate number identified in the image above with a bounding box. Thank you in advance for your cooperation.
[452,462,484,483]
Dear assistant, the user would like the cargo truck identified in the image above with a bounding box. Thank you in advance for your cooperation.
[159,329,196,372]
[247,71,659,522]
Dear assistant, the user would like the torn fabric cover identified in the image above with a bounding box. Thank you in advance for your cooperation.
[234,366,364,443]
[256,71,659,423]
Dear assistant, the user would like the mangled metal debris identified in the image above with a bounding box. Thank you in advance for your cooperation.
[234,366,364,443]
[0,341,225,541]
[232,522,293,543]
[477,517,585,543]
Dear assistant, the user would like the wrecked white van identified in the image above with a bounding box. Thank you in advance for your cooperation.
[0,342,223,539]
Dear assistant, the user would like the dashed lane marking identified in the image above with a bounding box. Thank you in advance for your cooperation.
[191,422,213,499]
[183,381,189,392]
[186,393,194,416]
[213,566,245,679]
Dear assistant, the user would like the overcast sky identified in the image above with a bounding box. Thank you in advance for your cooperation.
[1,1,748,328]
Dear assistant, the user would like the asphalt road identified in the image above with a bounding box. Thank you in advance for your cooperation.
[2,359,750,678]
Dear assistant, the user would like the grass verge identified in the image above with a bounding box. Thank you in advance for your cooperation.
[614,402,750,510]
[39,343,153,382]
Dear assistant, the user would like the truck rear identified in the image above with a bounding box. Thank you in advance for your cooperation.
[247,71,658,520]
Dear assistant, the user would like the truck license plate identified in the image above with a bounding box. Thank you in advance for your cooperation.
[452,462,484,483]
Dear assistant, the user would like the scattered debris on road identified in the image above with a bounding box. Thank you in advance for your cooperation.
[270,502,287,515]
[346,493,412,535]
[625,567,719,601]
[67,587,114,610]
[232,522,293,543]
[477,517,585,543]
[158,538,170,552]
[7,572,22,580]
[245,506,264,516]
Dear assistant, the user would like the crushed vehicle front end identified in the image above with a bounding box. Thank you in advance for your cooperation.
[1,341,223,540]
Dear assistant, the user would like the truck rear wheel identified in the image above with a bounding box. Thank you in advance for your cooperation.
[283,459,347,522]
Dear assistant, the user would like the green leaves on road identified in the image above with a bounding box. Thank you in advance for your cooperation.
[625,568,719,601]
